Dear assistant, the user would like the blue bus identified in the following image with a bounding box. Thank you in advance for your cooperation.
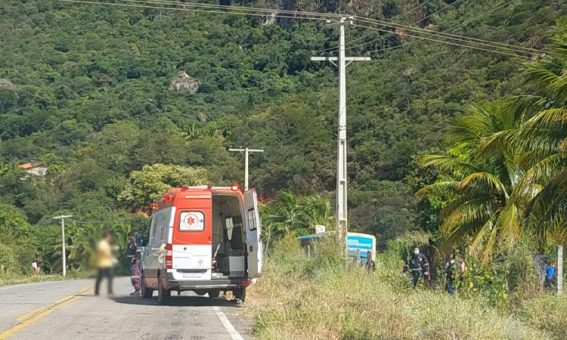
[297,232,377,264]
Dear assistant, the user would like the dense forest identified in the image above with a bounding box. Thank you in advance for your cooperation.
[1,0,566,274]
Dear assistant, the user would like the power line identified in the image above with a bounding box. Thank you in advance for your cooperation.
[102,0,340,19]
[309,0,550,57]
[58,0,332,21]
[59,0,552,57]
[353,19,551,56]
[352,0,552,56]
[316,0,435,54]
[361,0,521,57]
[350,22,528,58]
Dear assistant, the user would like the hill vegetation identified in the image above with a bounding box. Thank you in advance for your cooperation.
[0,0,566,276]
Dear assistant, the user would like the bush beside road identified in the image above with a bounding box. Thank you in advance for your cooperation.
[249,236,567,339]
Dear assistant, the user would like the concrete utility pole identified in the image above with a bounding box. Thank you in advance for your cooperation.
[229,148,264,190]
[53,215,72,277]
[311,17,371,244]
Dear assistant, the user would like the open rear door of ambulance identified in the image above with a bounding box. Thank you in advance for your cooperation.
[244,189,262,278]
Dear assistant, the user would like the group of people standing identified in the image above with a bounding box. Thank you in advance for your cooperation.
[94,231,143,296]
[405,247,466,294]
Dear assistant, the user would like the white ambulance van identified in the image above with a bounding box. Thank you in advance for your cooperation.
[141,185,262,304]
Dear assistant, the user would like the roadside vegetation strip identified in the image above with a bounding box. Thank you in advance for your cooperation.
[0,285,90,340]
[250,237,562,339]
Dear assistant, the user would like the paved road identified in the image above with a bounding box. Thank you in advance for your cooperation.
[0,277,253,340]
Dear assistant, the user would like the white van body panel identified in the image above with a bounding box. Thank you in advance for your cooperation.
[170,244,212,281]
[244,189,263,278]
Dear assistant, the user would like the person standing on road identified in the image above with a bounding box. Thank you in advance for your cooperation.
[130,249,142,296]
[95,230,115,296]
[365,251,376,273]
[126,232,137,274]
[409,248,430,289]
[31,254,42,276]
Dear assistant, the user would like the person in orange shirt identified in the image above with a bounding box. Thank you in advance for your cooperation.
[95,231,115,296]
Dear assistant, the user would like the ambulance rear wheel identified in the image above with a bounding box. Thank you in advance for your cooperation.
[157,279,170,305]
[141,279,153,298]
[233,288,246,302]
[207,290,220,298]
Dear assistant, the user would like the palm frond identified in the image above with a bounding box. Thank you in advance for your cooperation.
[419,154,476,178]
[440,198,493,235]
[458,172,509,199]
[415,180,459,199]
[494,203,522,250]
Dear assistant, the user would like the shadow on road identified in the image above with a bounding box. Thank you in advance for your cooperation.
[110,295,241,308]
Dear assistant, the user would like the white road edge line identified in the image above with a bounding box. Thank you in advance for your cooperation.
[212,306,245,340]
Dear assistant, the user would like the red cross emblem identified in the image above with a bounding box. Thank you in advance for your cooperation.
[186,215,196,225]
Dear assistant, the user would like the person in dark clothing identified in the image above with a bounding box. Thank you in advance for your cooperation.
[126,232,137,274]
[409,248,430,288]
[444,253,457,294]
[365,251,376,273]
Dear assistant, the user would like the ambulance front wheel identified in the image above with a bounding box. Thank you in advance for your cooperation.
[233,288,246,302]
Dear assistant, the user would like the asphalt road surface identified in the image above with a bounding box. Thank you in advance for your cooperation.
[0,277,253,340]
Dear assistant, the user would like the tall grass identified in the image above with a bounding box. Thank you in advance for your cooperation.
[248,236,557,339]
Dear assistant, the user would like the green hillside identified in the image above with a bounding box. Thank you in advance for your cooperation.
[0,0,566,272]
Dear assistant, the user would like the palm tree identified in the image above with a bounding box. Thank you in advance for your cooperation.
[416,26,567,265]
[514,34,567,244]
[417,102,532,262]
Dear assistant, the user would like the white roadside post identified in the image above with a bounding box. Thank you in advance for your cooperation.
[229,147,264,190]
[53,215,72,277]
[311,17,370,249]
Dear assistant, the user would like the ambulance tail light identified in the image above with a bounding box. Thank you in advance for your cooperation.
[231,183,241,191]
[241,279,252,287]
[165,243,173,269]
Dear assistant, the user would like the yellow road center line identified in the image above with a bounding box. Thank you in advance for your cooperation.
[0,285,89,340]
[15,306,46,322]
[78,286,93,295]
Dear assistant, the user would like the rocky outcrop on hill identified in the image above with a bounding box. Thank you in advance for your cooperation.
[169,71,199,94]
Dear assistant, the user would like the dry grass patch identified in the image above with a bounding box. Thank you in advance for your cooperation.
[249,237,550,339]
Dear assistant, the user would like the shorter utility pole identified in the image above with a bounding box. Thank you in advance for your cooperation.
[558,245,564,296]
[53,215,72,277]
[229,148,264,190]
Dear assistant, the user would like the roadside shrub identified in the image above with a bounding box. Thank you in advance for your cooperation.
[0,243,18,275]
[249,238,548,339]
